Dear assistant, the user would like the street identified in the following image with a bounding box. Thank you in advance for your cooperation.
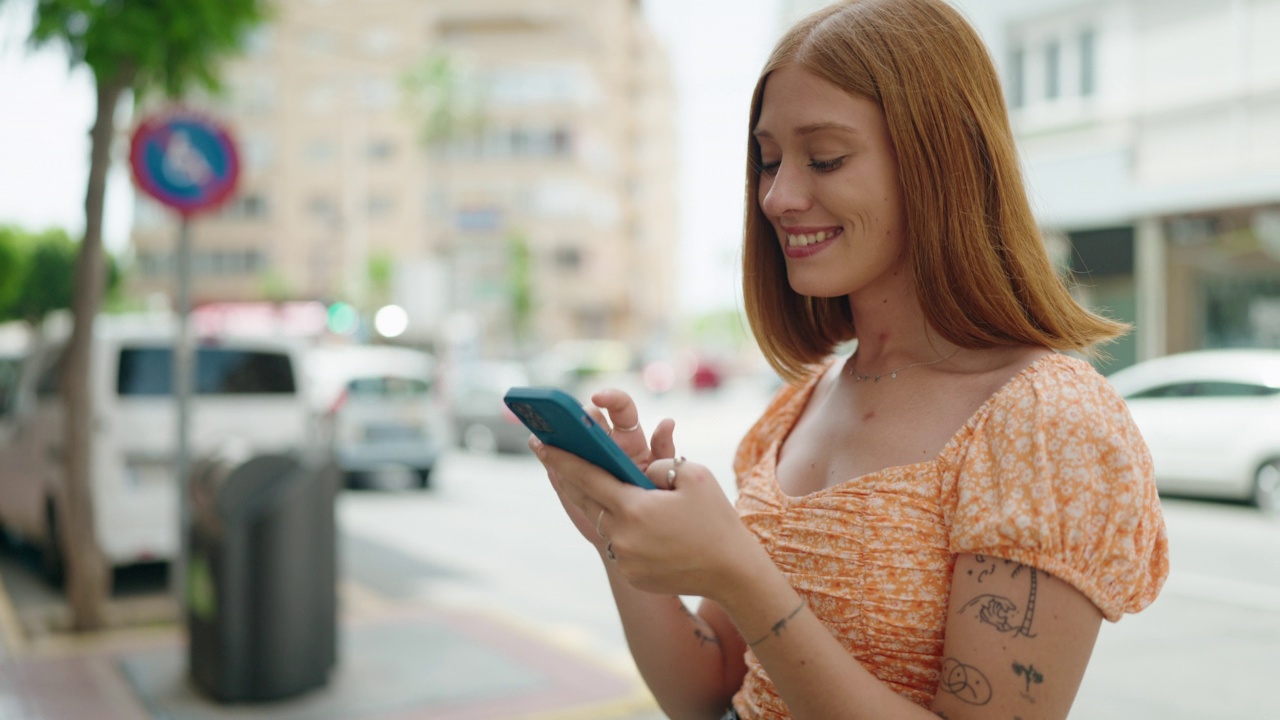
[338,382,1280,720]
[1,380,1275,718]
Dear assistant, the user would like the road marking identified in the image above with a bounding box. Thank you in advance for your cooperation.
[1163,571,1280,612]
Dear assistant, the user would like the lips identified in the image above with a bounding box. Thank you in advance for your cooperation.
[781,226,842,258]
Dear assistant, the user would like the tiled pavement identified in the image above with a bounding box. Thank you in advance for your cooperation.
[0,570,664,720]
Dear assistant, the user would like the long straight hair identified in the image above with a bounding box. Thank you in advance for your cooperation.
[742,0,1126,383]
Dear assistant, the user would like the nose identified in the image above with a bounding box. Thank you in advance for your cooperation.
[759,161,812,218]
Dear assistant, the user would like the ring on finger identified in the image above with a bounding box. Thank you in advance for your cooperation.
[613,422,641,433]
[595,509,606,538]
[665,455,687,490]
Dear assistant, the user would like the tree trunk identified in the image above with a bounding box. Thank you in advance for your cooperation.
[60,73,130,632]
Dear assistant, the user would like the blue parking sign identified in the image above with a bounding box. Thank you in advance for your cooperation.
[129,109,241,216]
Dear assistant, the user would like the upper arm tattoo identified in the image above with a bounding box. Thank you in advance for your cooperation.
[956,555,1042,638]
[939,657,992,705]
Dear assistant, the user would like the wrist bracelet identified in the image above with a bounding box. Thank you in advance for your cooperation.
[746,598,807,648]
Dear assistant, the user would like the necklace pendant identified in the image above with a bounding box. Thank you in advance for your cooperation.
[890,370,898,380]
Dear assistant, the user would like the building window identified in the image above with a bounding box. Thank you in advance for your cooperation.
[242,134,274,172]
[136,249,265,277]
[554,245,582,272]
[1079,28,1096,97]
[359,77,396,109]
[220,193,269,220]
[552,127,573,156]
[244,27,274,58]
[1045,40,1061,100]
[1009,45,1026,108]
[362,28,399,57]
[367,193,395,217]
[305,139,336,163]
[366,138,396,161]
[304,29,337,55]
[307,195,336,219]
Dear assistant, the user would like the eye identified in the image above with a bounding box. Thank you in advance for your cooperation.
[757,159,781,176]
[809,156,845,173]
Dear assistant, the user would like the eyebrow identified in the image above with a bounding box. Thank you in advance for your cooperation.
[752,122,864,140]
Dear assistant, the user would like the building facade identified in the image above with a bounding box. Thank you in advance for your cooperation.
[129,0,678,357]
[988,0,1280,371]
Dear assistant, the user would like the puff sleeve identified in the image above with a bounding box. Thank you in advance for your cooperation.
[943,356,1169,621]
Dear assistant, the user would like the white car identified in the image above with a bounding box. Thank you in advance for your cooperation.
[303,345,444,489]
[1107,349,1280,512]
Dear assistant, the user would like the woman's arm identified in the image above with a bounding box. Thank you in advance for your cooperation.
[929,553,1102,719]
[530,391,749,717]
[603,569,748,718]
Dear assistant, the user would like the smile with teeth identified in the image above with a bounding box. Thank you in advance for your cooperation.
[786,228,842,247]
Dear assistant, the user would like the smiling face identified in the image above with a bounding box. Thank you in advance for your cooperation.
[753,64,910,300]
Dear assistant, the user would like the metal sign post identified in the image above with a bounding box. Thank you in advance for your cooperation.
[129,108,240,611]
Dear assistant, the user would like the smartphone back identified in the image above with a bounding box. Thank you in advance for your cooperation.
[503,387,656,489]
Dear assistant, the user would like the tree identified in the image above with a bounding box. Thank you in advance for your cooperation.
[0,226,121,327]
[0,227,77,327]
[2,0,269,630]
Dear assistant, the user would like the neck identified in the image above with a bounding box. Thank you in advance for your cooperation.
[845,282,950,367]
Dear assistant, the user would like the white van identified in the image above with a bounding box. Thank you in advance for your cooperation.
[0,315,321,580]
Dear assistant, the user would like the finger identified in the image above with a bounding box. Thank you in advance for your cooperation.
[535,440,635,510]
[591,388,642,435]
[649,418,677,460]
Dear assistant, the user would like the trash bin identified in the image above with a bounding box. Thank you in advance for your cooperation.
[186,452,339,703]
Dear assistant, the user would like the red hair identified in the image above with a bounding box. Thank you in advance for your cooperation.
[742,0,1125,383]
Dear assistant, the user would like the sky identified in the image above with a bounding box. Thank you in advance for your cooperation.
[0,0,783,316]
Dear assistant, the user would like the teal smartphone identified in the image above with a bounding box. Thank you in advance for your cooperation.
[503,386,657,490]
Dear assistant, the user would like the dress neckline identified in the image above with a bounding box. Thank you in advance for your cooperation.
[768,351,1066,502]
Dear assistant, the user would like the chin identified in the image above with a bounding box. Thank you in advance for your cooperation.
[785,271,854,299]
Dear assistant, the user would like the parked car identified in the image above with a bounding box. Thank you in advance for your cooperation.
[304,344,444,489]
[0,315,320,582]
[1107,349,1280,512]
[450,360,534,454]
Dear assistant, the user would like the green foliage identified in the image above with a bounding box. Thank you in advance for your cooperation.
[0,226,24,315]
[400,51,487,147]
[22,0,271,96]
[0,225,123,326]
[0,226,76,325]
[507,232,533,335]
[367,252,393,305]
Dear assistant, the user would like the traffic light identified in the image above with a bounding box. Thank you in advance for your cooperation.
[326,302,359,335]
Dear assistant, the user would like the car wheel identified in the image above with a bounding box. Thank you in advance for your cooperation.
[41,501,64,588]
[1254,460,1280,514]
[462,424,498,454]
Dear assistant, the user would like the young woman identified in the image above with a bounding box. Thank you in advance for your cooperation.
[531,1,1169,718]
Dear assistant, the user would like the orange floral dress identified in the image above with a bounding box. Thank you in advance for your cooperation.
[729,353,1169,718]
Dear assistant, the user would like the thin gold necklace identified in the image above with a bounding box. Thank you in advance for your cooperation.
[847,347,960,382]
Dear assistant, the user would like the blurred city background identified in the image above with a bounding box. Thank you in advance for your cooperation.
[0,0,1278,718]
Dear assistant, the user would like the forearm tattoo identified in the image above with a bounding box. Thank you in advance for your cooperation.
[676,598,722,647]
[746,598,806,648]
[957,555,1041,638]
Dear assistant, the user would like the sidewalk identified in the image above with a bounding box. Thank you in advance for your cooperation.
[0,559,663,720]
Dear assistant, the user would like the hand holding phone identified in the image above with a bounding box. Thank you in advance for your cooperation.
[504,386,657,490]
